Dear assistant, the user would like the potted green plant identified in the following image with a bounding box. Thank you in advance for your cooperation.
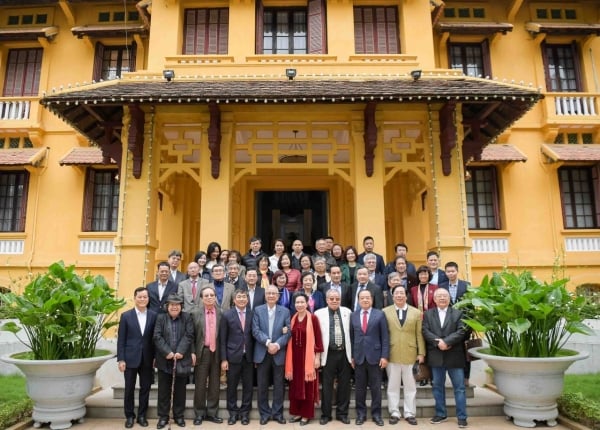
[456,269,593,428]
[0,261,125,430]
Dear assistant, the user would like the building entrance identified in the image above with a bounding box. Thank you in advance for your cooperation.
[255,191,328,254]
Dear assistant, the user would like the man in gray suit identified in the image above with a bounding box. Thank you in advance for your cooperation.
[252,285,291,425]
[178,262,208,312]
[208,264,235,310]
[422,288,468,428]
[190,285,223,425]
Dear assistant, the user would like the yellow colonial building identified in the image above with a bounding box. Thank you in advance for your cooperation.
[0,0,598,297]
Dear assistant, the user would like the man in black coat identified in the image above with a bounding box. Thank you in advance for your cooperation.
[422,288,468,428]
[351,267,384,311]
[219,289,255,425]
[117,286,157,428]
[147,261,179,314]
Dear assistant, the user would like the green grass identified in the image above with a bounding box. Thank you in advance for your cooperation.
[0,374,32,429]
[563,372,600,402]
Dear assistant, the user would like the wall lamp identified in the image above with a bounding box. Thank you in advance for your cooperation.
[286,68,297,80]
[163,69,175,82]
[410,69,422,81]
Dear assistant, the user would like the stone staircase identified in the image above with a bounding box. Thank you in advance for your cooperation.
[86,382,504,420]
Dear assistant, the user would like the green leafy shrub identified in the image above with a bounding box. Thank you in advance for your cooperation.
[558,392,600,430]
[0,398,33,429]
[0,261,125,360]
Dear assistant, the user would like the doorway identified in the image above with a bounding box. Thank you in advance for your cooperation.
[255,191,328,254]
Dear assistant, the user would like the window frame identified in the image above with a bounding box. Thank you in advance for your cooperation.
[353,6,400,55]
[0,170,29,232]
[558,166,599,229]
[183,8,229,55]
[466,166,501,230]
[92,42,137,82]
[262,8,308,55]
[541,41,582,92]
[2,48,43,97]
[82,168,120,232]
[447,40,492,78]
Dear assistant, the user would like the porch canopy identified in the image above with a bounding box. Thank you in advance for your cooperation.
[40,76,542,176]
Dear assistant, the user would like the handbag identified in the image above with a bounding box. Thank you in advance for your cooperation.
[465,334,483,361]
[412,360,431,382]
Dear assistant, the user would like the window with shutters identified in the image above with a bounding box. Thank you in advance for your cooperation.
[83,169,120,232]
[0,171,29,232]
[541,42,581,92]
[255,0,326,54]
[558,166,599,229]
[448,41,491,78]
[353,6,399,54]
[92,43,136,81]
[2,48,43,97]
[466,167,501,230]
[183,8,229,55]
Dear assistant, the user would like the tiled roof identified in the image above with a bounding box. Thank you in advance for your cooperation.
[0,148,47,166]
[477,144,527,162]
[59,147,115,165]
[541,144,600,162]
[41,77,541,104]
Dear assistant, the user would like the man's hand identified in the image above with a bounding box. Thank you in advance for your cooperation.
[379,358,388,369]
[221,360,229,371]
[118,361,126,372]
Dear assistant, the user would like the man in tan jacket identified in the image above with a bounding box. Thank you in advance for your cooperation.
[383,272,426,425]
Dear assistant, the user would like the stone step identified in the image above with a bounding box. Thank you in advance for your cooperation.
[87,385,503,420]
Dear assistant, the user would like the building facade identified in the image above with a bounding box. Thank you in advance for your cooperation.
[0,0,598,298]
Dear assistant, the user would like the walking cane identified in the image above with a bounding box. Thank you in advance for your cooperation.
[168,357,177,430]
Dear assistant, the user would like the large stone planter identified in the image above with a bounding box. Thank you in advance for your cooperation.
[470,347,589,428]
[0,351,115,430]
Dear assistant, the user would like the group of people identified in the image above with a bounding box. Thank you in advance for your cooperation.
[116,236,471,430]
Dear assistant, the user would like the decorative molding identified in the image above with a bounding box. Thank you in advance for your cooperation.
[472,238,509,253]
[0,240,24,254]
[564,237,600,252]
[79,239,115,255]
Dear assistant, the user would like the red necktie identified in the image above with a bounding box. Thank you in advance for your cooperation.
[191,280,197,299]
[362,310,368,333]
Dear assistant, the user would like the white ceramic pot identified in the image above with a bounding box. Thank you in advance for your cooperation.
[469,347,589,428]
[0,351,115,430]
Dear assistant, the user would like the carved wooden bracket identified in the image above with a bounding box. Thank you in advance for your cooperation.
[462,119,485,166]
[363,101,377,177]
[207,102,222,179]
[439,101,457,176]
[128,104,145,179]
[99,121,123,175]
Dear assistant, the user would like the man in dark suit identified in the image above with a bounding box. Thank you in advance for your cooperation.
[220,289,254,425]
[147,261,179,314]
[226,262,247,290]
[168,250,186,285]
[207,264,235,310]
[351,267,384,311]
[384,243,417,277]
[190,285,223,425]
[319,265,352,309]
[357,236,385,274]
[252,284,291,425]
[422,288,468,428]
[438,262,469,305]
[117,286,157,428]
[426,251,449,286]
[350,289,389,426]
[243,268,265,311]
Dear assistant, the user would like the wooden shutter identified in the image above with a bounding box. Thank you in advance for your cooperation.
[255,0,264,54]
[82,169,95,231]
[307,0,326,54]
[16,172,29,232]
[92,42,105,82]
[3,49,42,97]
[481,39,492,78]
[592,165,600,228]
[129,41,137,72]
[570,40,583,92]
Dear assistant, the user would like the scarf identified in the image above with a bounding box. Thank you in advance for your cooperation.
[285,313,319,403]
[417,283,430,312]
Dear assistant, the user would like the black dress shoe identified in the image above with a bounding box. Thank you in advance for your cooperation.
[276,416,287,425]
[355,417,365,425]
[241,417,250,425]
[125,417,135,428]
[193,417,203,426]
[319,417,331,425]
[405,417,418,425]
[157,419,168,429]
[337,417,350,425]
[389,416,399,425]
[299,419,310,426]
[205,416,223,424]
[289,416,302,423]
[137,417,149,427]
[259,417,270,425]
[175,418,186,427]
[228,417,236,425]
[373,417,384,426]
